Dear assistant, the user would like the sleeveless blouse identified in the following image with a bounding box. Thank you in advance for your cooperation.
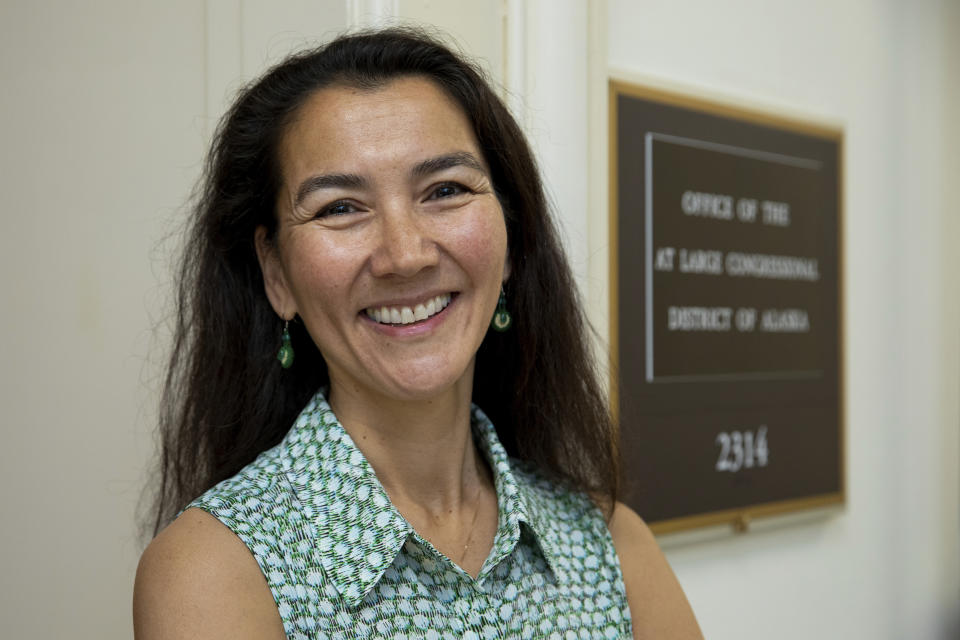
[188,391,633,639]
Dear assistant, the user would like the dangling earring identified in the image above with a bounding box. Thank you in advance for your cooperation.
[277,320,294,369]
[490,287,512,332]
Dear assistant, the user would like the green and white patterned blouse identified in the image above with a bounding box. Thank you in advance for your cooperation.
[189,390,633,639]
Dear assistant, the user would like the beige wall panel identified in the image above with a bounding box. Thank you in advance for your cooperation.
[239,0,349,73]
[397,0,504,86]
[206,0,348,133]
[0,2,206,637]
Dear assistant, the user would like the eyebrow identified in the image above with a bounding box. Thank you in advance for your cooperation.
[411,151,486,179]
[294,173,366,208]
[292,151,487,209]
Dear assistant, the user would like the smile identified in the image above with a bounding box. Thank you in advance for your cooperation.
[364,293,452,326]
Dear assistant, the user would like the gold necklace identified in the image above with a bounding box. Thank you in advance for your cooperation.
[457,479,484,564]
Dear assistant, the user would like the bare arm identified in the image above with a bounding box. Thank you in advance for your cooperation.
[608,502,704,640]
[133,508,286,640]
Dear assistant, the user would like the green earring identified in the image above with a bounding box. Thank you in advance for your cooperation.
[277,320,294,369]
[490,287,512,332]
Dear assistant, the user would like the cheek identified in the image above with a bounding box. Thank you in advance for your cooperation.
[444,207,509,277]
[282,235,359,310]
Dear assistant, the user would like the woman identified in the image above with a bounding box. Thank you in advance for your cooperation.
[134,28,702,639]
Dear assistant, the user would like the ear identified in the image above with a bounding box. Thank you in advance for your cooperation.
[254,226,297,320]
[502,251,512,283]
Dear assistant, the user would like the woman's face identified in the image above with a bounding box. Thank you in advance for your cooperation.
[256,76,509,404]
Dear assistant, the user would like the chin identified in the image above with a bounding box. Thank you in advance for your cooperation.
[377,363,475,404]
[331,353,477,406]
[382,378,464,403]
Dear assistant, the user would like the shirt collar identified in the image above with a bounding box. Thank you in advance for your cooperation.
[470,404,567,584]
[279,390,566,608]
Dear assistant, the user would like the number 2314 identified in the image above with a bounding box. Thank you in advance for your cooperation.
[716,426,769,472]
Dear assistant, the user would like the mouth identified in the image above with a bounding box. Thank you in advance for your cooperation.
[363,293,453,326]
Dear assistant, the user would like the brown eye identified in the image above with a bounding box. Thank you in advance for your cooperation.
[428,182,469,200]
[317,200,357,218]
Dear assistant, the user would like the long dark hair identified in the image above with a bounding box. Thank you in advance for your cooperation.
[152,27,617,534]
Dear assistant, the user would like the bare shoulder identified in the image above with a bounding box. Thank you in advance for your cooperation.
[608,502,704,640]
[133,508,286,640]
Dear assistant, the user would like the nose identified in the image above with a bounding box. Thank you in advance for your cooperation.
[369,204,440,278]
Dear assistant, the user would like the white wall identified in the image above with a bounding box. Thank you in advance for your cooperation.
[605,1,960,638]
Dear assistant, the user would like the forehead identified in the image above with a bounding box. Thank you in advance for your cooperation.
[277,76,482,182]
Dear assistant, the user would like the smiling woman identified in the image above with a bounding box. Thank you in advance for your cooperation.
[134,28,701,640]
[258,76,509,405]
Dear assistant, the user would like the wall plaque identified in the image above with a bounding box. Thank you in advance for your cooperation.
[610,80,844,533]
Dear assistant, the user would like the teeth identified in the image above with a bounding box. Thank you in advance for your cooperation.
[365,294,451,326]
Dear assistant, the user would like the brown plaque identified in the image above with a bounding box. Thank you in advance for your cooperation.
[610,80,844,534]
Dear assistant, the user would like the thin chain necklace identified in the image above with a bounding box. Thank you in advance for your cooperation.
[457,479,484,564]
